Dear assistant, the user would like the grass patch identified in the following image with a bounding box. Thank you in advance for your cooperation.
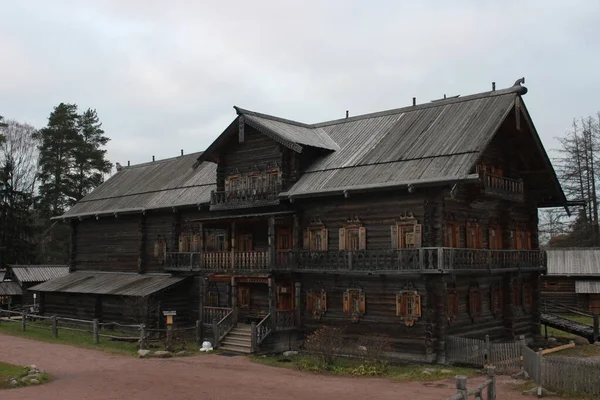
[0,319,139,356]
[0,362,50,390]
[548,344,600,358]
[250,354,476,381]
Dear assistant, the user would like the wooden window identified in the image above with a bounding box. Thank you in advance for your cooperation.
[488,226,503,249]
[343,289,365,314]
[226,175,242,193]
[306,290,327,312]
[237,233,253,251]
[396,291,421,326]
[238,286,251,309]
[468,287,482,321]
[522,282,533,309]
[511,229,531,250]
[446,288,459,324]
[267,169,280,191]
[247,174,260,192]
[191,233,201,252]
[466,222,482,249]
[545,280,559,290]
[339,221,366,251]
[490,285,503,317]
[304,228,328,251]
[153,236,167,259]
[178,233,191,252]
[391,223,422,248]
[445,223,462,248]
[206,232,228,252]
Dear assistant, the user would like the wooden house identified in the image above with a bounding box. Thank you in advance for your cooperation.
[1,265,68,311]
[31,80,566,362]
[542,248,600,312]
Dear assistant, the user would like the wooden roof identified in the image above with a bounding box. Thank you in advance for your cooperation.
[7,265,69,283]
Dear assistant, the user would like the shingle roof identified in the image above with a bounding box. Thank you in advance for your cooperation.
[0,281,22,296]
[9,266,69,283]
[546,249,600,276]
[59,152,216,219]
[29,271,187,297]
[575,280,600,294]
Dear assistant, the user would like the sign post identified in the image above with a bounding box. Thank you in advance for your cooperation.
[163,311,176,352]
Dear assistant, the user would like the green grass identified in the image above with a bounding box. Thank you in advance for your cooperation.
[250,354,476,382]
[0,362,50,390]
[0,319,139,356]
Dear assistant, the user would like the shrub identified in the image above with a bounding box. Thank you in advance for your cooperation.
[303,326,345,367]
[356,333,391,372]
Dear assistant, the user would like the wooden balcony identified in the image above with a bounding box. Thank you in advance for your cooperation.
[209,184,281,211]
[481,171,524,202]
[165,248,546,274]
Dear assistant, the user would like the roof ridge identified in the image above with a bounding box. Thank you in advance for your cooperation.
[234,106,314,128]
[119,151,204,170]
[76,182,216,203]
[313,84,527,127]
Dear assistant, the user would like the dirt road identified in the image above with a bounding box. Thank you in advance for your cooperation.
[0,334,531,400]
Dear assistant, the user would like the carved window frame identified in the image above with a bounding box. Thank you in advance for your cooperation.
[226,174,242,193]
[306,289,327,321]
[445,215,462,248]
[304,219,328,251]
[396,289,421,327]
[391,213,422,249]
[340,217,366,251]
[343,288,366,321]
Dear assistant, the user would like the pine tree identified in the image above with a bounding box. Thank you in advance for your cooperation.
[69,108,111,200]
[34,103,80,218]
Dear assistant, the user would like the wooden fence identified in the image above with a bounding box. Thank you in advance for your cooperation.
[446,335,522,373]
[0,309,203,351]
[446,366,496,400]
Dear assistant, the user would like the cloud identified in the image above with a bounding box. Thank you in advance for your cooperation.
[0,0,599,168]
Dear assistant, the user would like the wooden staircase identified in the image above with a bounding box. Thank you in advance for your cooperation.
[220,323,253,353]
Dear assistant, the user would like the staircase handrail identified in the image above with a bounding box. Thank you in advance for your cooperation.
[216,308,237,342]
[255,313,272,346]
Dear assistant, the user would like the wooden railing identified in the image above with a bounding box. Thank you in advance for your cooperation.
[203,307,232,325]
[446,366,496,400]
[251,313,272,353]
[166,249,546,274]
[214,308,237,344]
[274,310,295,331]
[481,171,524,201]
[210,184,281,209]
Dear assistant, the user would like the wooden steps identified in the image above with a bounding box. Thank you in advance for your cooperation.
[220,324,252,354]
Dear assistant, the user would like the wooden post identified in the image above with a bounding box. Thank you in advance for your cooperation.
[196,320,201,345]
[294,282,301,328]
[268,277,274,319]
[51,315,58,337]
[435,277,448,364]
[212,320,219,349]
[231,276,237,310]
[250,321,257,353]
[268,217,275,269]
[231,221,236,270]
[93,319,99,344]
[198,277,205,340]
[485,334,491,365]
[21,311,26,332]
[139,324,145,350]
[455,376,468,400]
[198,222,204,269]
[487,366,496,400]
[594,313,599,343]
[166,324,173,352]
[293,215,299,250]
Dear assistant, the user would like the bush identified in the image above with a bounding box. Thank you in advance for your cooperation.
[355,334,391,373]
[303,326,345,367]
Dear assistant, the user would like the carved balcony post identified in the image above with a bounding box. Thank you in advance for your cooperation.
[268,217,276,269]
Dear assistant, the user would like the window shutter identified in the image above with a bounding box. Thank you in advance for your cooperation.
[306,291,314,311]
[396,293,403,316]
[343,290,350,313]
[322,228,328,251]
[191,234,200,252]
[359,292,366,314]
[454,225,461,248]
[414,294,422,317]
[321,290,327,312]
[178,235,185,252]
[413,224,422,248]
[339,228,346,251]
[303,230,310,250]
[391,225,399,249]
[359,227,367,250]
[526,232,532,250]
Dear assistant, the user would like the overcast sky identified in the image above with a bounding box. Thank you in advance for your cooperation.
[1,1,599,172]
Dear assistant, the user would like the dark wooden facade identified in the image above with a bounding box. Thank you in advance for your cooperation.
[37,81,566,362]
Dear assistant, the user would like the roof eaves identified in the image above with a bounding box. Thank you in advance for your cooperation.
[243,115,304,153]
[234,106,313,128]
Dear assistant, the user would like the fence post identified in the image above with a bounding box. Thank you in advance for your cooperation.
[250,322,257,354]
[593,313,599,343]
[486,366,496,400]
[21,311,26,332]
[485,334,491,365]
[536,348,543,397]
[212,320,219,349]
[139,324,146,350]
[93,319,99,344]
[195,320,201,345]
[455,376,468,400]
[51,315,58,337]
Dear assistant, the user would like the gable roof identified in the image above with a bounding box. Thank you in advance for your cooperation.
[8,265,69,283]
[0,281,22,296]
[59,152,216,219]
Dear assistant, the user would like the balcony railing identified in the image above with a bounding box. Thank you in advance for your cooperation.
[481,172,524,201]
[165,248,546,274]
[209,184,282,210]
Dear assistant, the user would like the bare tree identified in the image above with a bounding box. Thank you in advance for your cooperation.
[538,209,568,246]
[0,119,39,195]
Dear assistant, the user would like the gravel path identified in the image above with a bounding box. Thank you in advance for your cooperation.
[0,334,534,400]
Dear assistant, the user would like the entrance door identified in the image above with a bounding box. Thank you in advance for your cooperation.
[276,227,292,250]
[590,297,600,313]
[277,284,294,311]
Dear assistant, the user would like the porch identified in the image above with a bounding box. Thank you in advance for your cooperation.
[165,248,546,274]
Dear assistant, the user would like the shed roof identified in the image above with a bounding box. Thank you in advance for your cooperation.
[8,265,69,283]
[575,280,600,294]
[546,249,600,276]
[0,281,22,296]
[29,271,187,297]
[59,152,216,219]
